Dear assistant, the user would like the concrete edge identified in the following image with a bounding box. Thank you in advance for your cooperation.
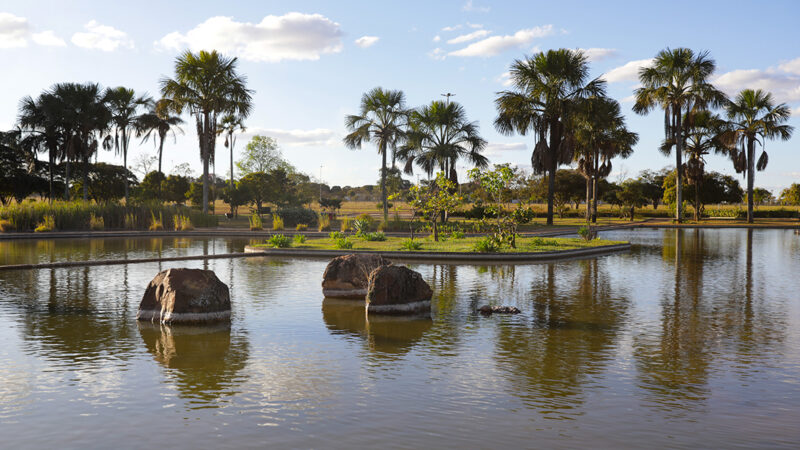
[243,242,632,262]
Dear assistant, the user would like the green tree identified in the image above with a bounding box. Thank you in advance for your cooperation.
[529,169,585,218]
[160,50,254,214]
[633,47,726,222]
[468,164,535,248]
[399,100,488,184]
[344,87,408,223]
[217,113,246,200]
[408,172,462,241]
[162,174,192,205]
[139,99,184,175]
[718,89,794,222]
[617,179,649,220]
[18,91,67,203]
[779,183,800,206]
[663,170,743,216]
[638,169,669,209]
[136,170,166,203]
[749,188,774,208]
[495,48,605,225]
[105,86,152,203]
[236,135,293,175]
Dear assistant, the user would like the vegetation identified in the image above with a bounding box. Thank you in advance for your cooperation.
[408,172,463,241]
[248,213,263,231]
[267,234,292,248]
[272,215,284,231]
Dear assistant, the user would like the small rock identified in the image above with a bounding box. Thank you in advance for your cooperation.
[322,254,390,298]
[137,268,231,324]
[478,305,521,315]
[366,265,432,315]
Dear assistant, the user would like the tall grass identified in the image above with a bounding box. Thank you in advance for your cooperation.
[249,213,263,231]
[0,201,217,232]
[272,215,284,231]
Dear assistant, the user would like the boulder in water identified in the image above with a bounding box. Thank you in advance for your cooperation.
[137,268,231,324]
[366,265,432,314]
[322,254,390,298]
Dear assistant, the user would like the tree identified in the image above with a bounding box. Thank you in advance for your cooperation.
[217,114,246,206]
[617,179,648,220]
[18,91,66,203]
[495,49,605,225]
[663,170,743,216]
[529,169,585,218]
[344,87,408,223]
[468,165,534,248]
[236,135,292,175]
[105,86,152,203]
[399,100,488,184]
[162,174,192,205]
[130,153,158,178]
[139,99,184,175]
[750,188,774,208]
[638,169,669,209]
[408,172,463,241]
[72,163,138,204]
[633,47,726,222]
[779,184,800,206]
[136,170,166,202]
[718,89,794,222]
[573,96,638,222]
[160,50,253,214]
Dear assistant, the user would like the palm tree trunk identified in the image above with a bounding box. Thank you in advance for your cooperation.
[230,133,235,216]
[48,151,55,204]
[592,154,599,223]
[64,159,70,201]
[202,113,210,214]
[122,128,129,204]
[158,134,164,174]
[694,181,701,222]
[380,141,388,223]
[674,108,683,223]
[747,138,755,223]
[83,156,89,202]
[585,177,591,223]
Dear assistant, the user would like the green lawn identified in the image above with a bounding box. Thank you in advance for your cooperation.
[252,235,625,253]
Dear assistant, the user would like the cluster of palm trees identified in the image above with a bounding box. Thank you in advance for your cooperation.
[344,88,489,222]
[16,50,252,214]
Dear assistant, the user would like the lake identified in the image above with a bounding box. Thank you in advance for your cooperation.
[1,229,799,448]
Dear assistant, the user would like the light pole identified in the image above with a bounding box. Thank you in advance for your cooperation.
[319,165,323,202]
[441,92,455,105]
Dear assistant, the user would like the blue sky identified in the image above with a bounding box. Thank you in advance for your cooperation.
[1,0,799,192]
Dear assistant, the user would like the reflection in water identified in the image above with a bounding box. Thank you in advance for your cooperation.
[321,298,432,357]
[138,322,250,405]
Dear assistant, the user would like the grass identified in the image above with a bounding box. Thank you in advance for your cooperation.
[253,235,624,253]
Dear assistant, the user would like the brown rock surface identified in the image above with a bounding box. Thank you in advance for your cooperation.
[322,254,390,298]
[366,265,432,314]
[137,268,231,324]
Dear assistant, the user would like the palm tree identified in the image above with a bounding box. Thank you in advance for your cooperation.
[160,50,253,214]
[344,87,408,222]
[217,114,246,191]
[573,96,638,223]
[105,86,152,203]
[398,100,488,182]
[633,48,726,222]
[18,92,66,203]
[495,49,605,225]
[718,89,793,223]
[139,99,184,175]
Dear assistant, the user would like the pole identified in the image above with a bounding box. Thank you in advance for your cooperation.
[441,93,455,105]
[319,165,323,202]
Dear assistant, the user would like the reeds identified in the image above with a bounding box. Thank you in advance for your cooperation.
[272,215,284,231]
[249,213,263,231]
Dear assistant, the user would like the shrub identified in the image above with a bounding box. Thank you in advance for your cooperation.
[276,206,318,227]
[356,213,374,225]
[318,213,331,231]
[293,234,307,244]
[0,219,13,232]
[249,213,263,231]
[400,238,423,251]
[340,216,353,232]
[450,230,465,239]
[149,212,164,231]
[362,231,387,242]
[334,237,354,249]
[173,214,194,231]
[329,231,346,240]
[577,226,596,241]
[35,215,55,233]
[531,237,546,246]
[267,234,292,248]
[272,215,284,231]
[89,214,105,231]
[353,217,373,235]
[295,223,308,231]
[473,236,500,253]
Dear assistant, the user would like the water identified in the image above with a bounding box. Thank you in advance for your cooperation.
[0,229,799,448]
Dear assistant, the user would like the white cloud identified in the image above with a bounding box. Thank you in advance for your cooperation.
[602,58,653,83]
[72,20,133,51]
[467,23,484,29]
[485,142,527,156]
[0,12,30,48]
[442,24,462,32]
[32,30,66,47]
[243,127,338,147]
[496,71,513,87]
[462,0,490,13]
[777,57,800,74]
[448,25,554,57]
[714,67,800,103]
[447,29,490,45]
[354,35,379,48]
[428,47,446,61]
[155,13,343,62]
[793,107,800,117]
[432,35,441,42]
[579,47,617,62]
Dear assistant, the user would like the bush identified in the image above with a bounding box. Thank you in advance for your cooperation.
[577,226,596,241]
[400,238,423,251]
[295,223,308,231]
[334,237,353,249]
[353,217,373,235]
[173,214,194,231]
[272,215,284,231]
[531,237,546,246]
[89,214,104,231]
[340,217,353,232]
[473,236,500,253]
[293,234,307,244]
[362,231,387,241]
[276,206,318,227]
[249,213,263,231]
[329,231,346,240]
[0,219,13,232]
[318,213,331,232]
[267,234,292,248]
[449,230,465,239]
[149,212,164,231]
[35,215,55,233]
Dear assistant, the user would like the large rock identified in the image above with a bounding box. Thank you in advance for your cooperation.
[137,268,231,324]
[366,265,432,314]
[322,254,390,298]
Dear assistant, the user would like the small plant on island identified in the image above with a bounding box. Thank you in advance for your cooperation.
[249,213,263,231]
[468,164,534,249]
[400,238,423,251]
[293,234,307,244]
[173,214,193,231]
[473,235,501,253]
[334,236,354,249]
[329,231,346,240]
[362,231,387,241]
[577,226,597,241]
[267,234,292,248]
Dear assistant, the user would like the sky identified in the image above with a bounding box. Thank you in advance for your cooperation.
[1,0,799,193]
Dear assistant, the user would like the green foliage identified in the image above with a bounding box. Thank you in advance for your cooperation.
[353,217,373,234]
[662,169,743,216]
[149,211,164,231]
[531,237,545,246]
[408,172,463,241]
[276,206,317,227]
[449,230,465,239]
[334,236,354,249]
[136,170,166,202]
[329,231,346,240]
[376,202,393,210]
[473,235,500,253]
[35,215,55,232]
[187,181,213,210]
[249,213,263,231]
[780,183,800,206]
[162,174,192,204]
[173,214,193,231]
[272,215,284,230]
[319,197,342,211]
[362,231,387,241]
[577,226,596,241]
[468,165,532,248]
[318,213,331,231]
[340,217,353,232]
[267,234,292,248]
[293,234,307,244]
[400,238,423,251]
[295,223,308,231]
[236,135,294,175]
[705,208,744,218]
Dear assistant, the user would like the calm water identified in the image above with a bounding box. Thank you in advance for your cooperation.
[0,229,799,448]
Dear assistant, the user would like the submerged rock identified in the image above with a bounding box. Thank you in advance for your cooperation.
[322,254,390,298]
[478,305,521,315]
[137,268,231,324]
[366,265,432,314]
